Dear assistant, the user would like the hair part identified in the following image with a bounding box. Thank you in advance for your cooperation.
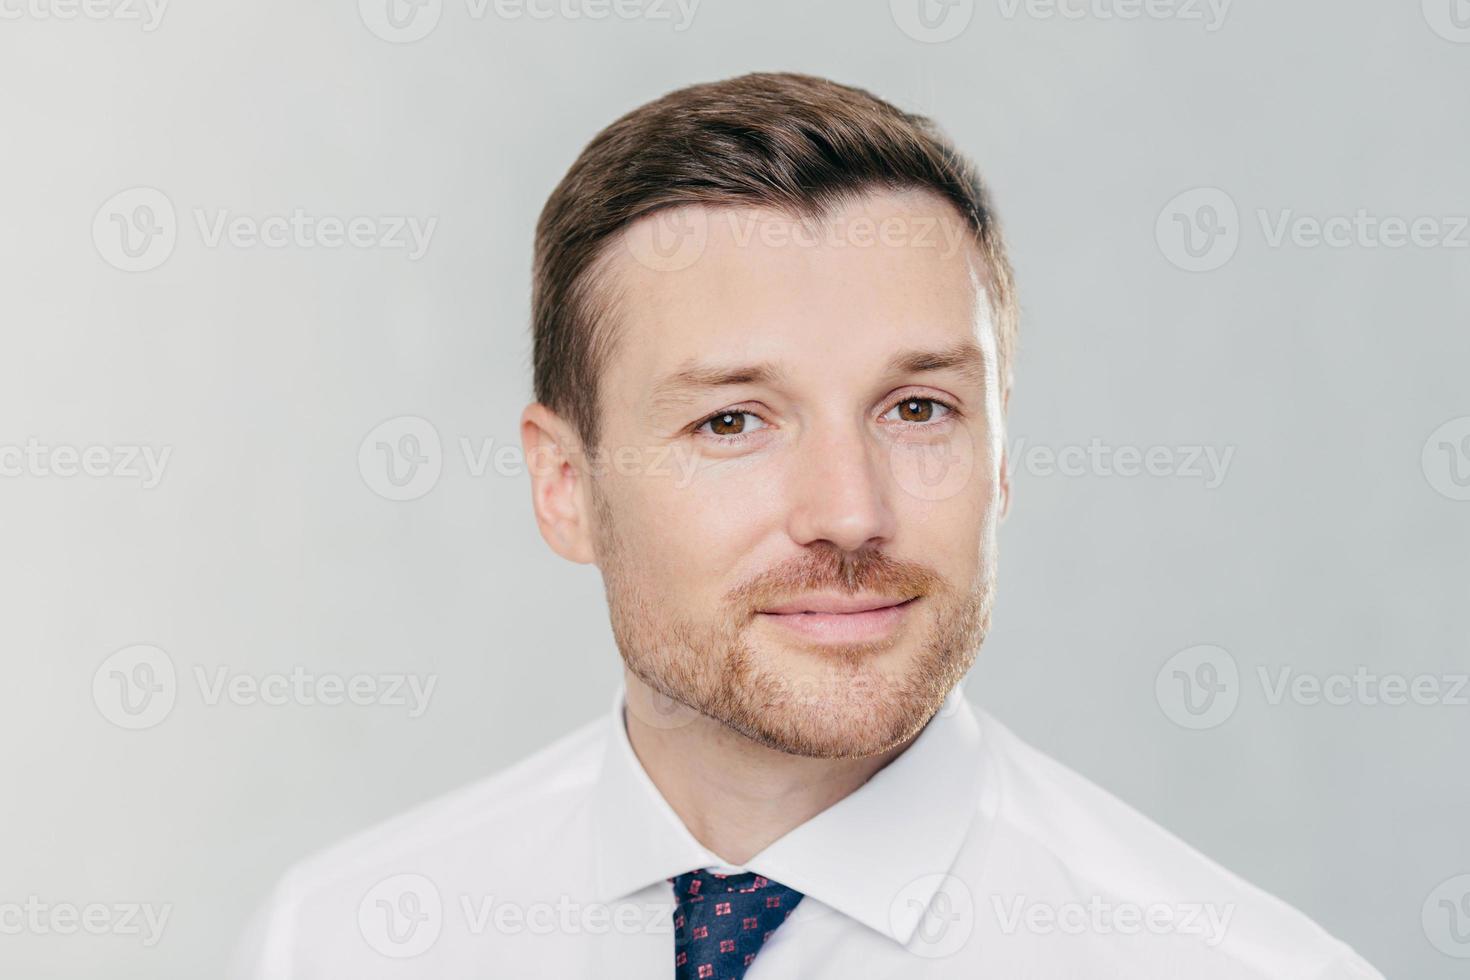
[531,71,1018,453]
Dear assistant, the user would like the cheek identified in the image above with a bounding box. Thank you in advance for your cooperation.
[895,487,991,578]
[886,415,1001,516]
[605,463,778,588]
[890,429,1001,570]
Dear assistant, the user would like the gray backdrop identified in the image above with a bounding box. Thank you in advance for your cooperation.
[2,0,1466,976]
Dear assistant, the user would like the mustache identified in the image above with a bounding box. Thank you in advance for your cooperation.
[725,545,943,612]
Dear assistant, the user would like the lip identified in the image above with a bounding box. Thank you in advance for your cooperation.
[759,594,915,615]
[755,595,920,644]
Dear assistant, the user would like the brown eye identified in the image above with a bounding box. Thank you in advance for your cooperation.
[708,412,746,435]
[897,399,934,422]
[883,397,951,425]
[700,410,768,438]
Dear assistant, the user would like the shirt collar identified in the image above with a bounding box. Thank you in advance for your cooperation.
[589,685,725,903]
[589,682,992,947]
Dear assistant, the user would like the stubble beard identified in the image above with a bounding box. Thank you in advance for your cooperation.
[593,485,994,759]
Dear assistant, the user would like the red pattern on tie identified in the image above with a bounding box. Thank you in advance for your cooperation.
[669,869,804,980]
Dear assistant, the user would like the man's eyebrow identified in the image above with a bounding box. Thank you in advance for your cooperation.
[888,340,989,387]
[646,341,988,412]
[647,360,787,409]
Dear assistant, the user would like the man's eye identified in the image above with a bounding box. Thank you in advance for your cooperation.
[698,411,766,437]
[883,397,951,424]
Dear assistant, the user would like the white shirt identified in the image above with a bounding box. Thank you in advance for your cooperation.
[234,684,1383,978]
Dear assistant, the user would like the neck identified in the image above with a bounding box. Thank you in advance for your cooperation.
[620,669,913,865]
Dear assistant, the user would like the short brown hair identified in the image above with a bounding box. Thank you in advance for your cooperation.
[531,71,1017,451]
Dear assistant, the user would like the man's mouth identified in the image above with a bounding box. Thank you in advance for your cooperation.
[754,594,920,644]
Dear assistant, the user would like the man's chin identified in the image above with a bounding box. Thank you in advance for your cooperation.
[703,657,950,759]
[616,587,985,758]
[717,695,938,759]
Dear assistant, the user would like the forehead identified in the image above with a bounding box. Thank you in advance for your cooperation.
[599,189,995,397]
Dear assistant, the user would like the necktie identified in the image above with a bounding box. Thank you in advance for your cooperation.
[670,869,803,979]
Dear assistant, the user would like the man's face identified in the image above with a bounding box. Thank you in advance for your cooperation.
[586,189,1007,759]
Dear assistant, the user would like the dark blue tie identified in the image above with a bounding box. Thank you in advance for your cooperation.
[670,869,804,979]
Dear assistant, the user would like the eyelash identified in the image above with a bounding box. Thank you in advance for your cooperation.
[692,394,961,442]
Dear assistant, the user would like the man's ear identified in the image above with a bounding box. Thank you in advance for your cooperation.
[521,403,598,565]
[997,383,1012,521]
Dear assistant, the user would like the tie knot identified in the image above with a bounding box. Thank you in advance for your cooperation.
[669,869,803,979]
[677,869,772,895]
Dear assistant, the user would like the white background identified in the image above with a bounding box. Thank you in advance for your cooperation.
[2,0,1467,976]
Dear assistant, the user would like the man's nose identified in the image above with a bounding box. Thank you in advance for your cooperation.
[783,422,898,553]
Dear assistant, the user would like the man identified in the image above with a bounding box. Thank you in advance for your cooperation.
[235,73,1382,978]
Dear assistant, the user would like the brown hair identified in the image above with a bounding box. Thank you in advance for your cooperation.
[531,71,1017,452]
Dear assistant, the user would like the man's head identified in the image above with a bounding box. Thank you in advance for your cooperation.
[522,72,1017,759]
